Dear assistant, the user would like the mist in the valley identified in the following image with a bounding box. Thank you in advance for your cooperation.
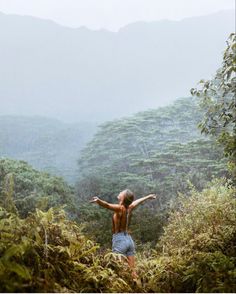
[0,9,234,123]
[0,1,235,291]
[0,1,234,182]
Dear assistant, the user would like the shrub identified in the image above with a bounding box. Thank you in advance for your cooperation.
[0,206,135,292]
[139,179,236,292]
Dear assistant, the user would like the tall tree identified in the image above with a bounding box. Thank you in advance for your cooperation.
[191,33,236,179]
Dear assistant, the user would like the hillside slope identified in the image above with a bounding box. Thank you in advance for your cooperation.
[0,10,234,121]
[0,116,97,183]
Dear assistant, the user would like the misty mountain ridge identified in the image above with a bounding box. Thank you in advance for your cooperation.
[0,9,232,32]
[0,10,234,122]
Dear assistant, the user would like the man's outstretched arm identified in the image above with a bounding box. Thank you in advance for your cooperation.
[90,196,121,212]
[130,194,157,210]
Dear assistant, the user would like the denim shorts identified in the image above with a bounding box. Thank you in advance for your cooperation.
[112,232,135,256]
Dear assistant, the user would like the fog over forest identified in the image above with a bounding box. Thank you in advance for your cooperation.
[0,9,234,122]
[0,1,235,292]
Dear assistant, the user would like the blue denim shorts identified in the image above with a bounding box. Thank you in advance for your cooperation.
[112,232,135,256]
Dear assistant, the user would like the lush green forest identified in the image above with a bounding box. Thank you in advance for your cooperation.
[0,158,78,218]
[0,34,235,292]
[77,97,228,203]
[0,166,235,292]
[76,97,229,247]
[0,117,97,183]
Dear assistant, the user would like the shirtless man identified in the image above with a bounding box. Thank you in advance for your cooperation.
[90,189,157,278]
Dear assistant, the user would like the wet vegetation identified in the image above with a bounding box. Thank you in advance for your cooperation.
[0,34,235,292]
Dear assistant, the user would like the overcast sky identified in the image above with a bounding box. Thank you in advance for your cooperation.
[0,0,234,31]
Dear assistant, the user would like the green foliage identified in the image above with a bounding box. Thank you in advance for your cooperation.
[0,158,77,218]
[0,173,18,214]
[191,33,236,179]
[76,98,228,248]
[77,98,228,206]
[0,165,235,292]
[139,179,236,292]
[78,203,113,247]
[0,206,135,293]
[78,97,203,179]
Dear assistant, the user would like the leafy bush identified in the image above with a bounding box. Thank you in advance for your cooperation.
[0,206,136,293]
[139,179,236,293]
[0,178,235,293]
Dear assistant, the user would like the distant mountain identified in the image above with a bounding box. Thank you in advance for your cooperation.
[0,116,97,183]
[0,10,234,122]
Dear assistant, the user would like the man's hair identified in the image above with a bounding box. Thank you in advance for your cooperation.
[123,189,134,207]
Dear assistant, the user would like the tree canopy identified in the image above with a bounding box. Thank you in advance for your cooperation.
[0,158,77,218]
[191,33,236,179]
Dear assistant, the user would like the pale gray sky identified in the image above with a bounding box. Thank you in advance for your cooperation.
[0,0,234,31]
